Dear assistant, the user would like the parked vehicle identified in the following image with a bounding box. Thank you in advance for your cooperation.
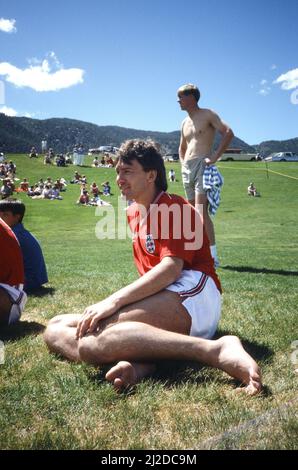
[264,152,298,162]
[218,148,258,162]
[164,153,179,162]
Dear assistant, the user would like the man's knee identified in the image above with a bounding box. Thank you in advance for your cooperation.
[47,314,65,326]
[78,333,111,365]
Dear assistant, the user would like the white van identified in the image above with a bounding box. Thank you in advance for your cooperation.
[218,148,258,162]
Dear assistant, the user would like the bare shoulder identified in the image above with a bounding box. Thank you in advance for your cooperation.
[201,108,221,120]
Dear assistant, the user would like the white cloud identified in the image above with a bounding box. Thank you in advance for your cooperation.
[0,53,84,92]
[0,105,17,116]
[260,79,267,85]
[0,18,16,33]
[274,68,298,90]
[271,64,277,70]
[259,88,271,96]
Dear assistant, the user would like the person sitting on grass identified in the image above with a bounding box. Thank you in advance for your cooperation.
[0,216,27,325]
[0,199,48,293]
[102,181,111,196]
[19,178,29,192]
[90,182,101,198]
[44,139,262,395]
[93,156,99,168]
[247,182,260,197]
[0,178,13,199]
[70,171,82,184]
[77,189,90,205]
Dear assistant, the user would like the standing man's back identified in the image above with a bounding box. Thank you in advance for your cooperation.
[177,83,234,266]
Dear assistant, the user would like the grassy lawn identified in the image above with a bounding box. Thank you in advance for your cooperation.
[0,155,297,450]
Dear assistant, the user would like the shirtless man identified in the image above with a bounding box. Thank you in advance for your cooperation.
[44,139,261,395]
[178,83,234,266]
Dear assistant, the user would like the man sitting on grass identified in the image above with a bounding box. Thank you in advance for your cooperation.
[0,200,48,292]
[0,216,27,325]
[44,139,262,395]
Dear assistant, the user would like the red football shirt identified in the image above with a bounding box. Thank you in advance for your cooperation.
[0,218,24,286]
[127,192,221,292]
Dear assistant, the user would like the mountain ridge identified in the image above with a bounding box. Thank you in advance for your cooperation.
[0,113,297,156]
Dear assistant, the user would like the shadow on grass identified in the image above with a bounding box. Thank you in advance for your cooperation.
[221,265,298,276]
[26,286,56,297]
[0,320,45,341]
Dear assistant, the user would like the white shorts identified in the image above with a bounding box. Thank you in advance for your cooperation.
[166,270,221,338]
[0,283,27,325]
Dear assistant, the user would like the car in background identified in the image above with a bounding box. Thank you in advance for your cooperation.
[218,148,258,161]
[164,153,179,162]
[264,152,298,162]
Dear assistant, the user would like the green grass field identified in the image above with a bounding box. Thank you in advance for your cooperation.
[1,155,297,450]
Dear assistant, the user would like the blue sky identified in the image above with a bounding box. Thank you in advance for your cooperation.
[0,0,297,145]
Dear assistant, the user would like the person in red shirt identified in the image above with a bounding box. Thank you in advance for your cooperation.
[0,217,27,325]
[44,139,261,395]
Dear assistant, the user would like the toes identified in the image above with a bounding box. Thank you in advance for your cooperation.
[113,378,124,391]
[105,365,120,382]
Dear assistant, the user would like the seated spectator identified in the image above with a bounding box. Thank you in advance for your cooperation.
[102,181,111,196]
[65,153,73,164]
[44,154,52,165]
[56,154,66,167]
[8,161,16,175]
[33,184,42,196]
[29,147,38,158]
[49,184,62,200]
[90,182,101,197]
[70,171,82,184]
[27,186,36,197]
[1,178,13,199]
[106,156,114,167]
[19,178,29,192]
[247,182,260,197]
[81,175,87,184]
[100,156,106,166]
[77,189,90,205]
[0,200,48,293]
[93,156,99,167]
[41,184,52,199]
[59,178,67,190]
[0,152,5,163]
[0,216,27,324]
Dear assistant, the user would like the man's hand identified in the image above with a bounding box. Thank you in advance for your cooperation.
[204,155,218,166]
[76,298,118,339]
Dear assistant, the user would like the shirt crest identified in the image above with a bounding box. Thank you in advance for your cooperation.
[145,234,155,254]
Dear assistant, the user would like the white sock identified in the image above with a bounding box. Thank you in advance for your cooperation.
[210,245,218,259]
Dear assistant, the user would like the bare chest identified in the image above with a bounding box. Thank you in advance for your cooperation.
[183,117,212,142]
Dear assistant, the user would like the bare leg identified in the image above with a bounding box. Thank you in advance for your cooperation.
[192,193,215,246]
[79,321,262,395]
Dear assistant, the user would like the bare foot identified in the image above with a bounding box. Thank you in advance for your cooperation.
[212,336,262,395]
[105,361,156,391]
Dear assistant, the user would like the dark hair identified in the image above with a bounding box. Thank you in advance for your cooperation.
[0,199,25,222]
[177,83,200,102]
[116,139,168,192]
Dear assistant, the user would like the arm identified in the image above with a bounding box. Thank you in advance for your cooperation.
[76,256,184,338]
[205,111,234,165]
[179,120,187,161]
